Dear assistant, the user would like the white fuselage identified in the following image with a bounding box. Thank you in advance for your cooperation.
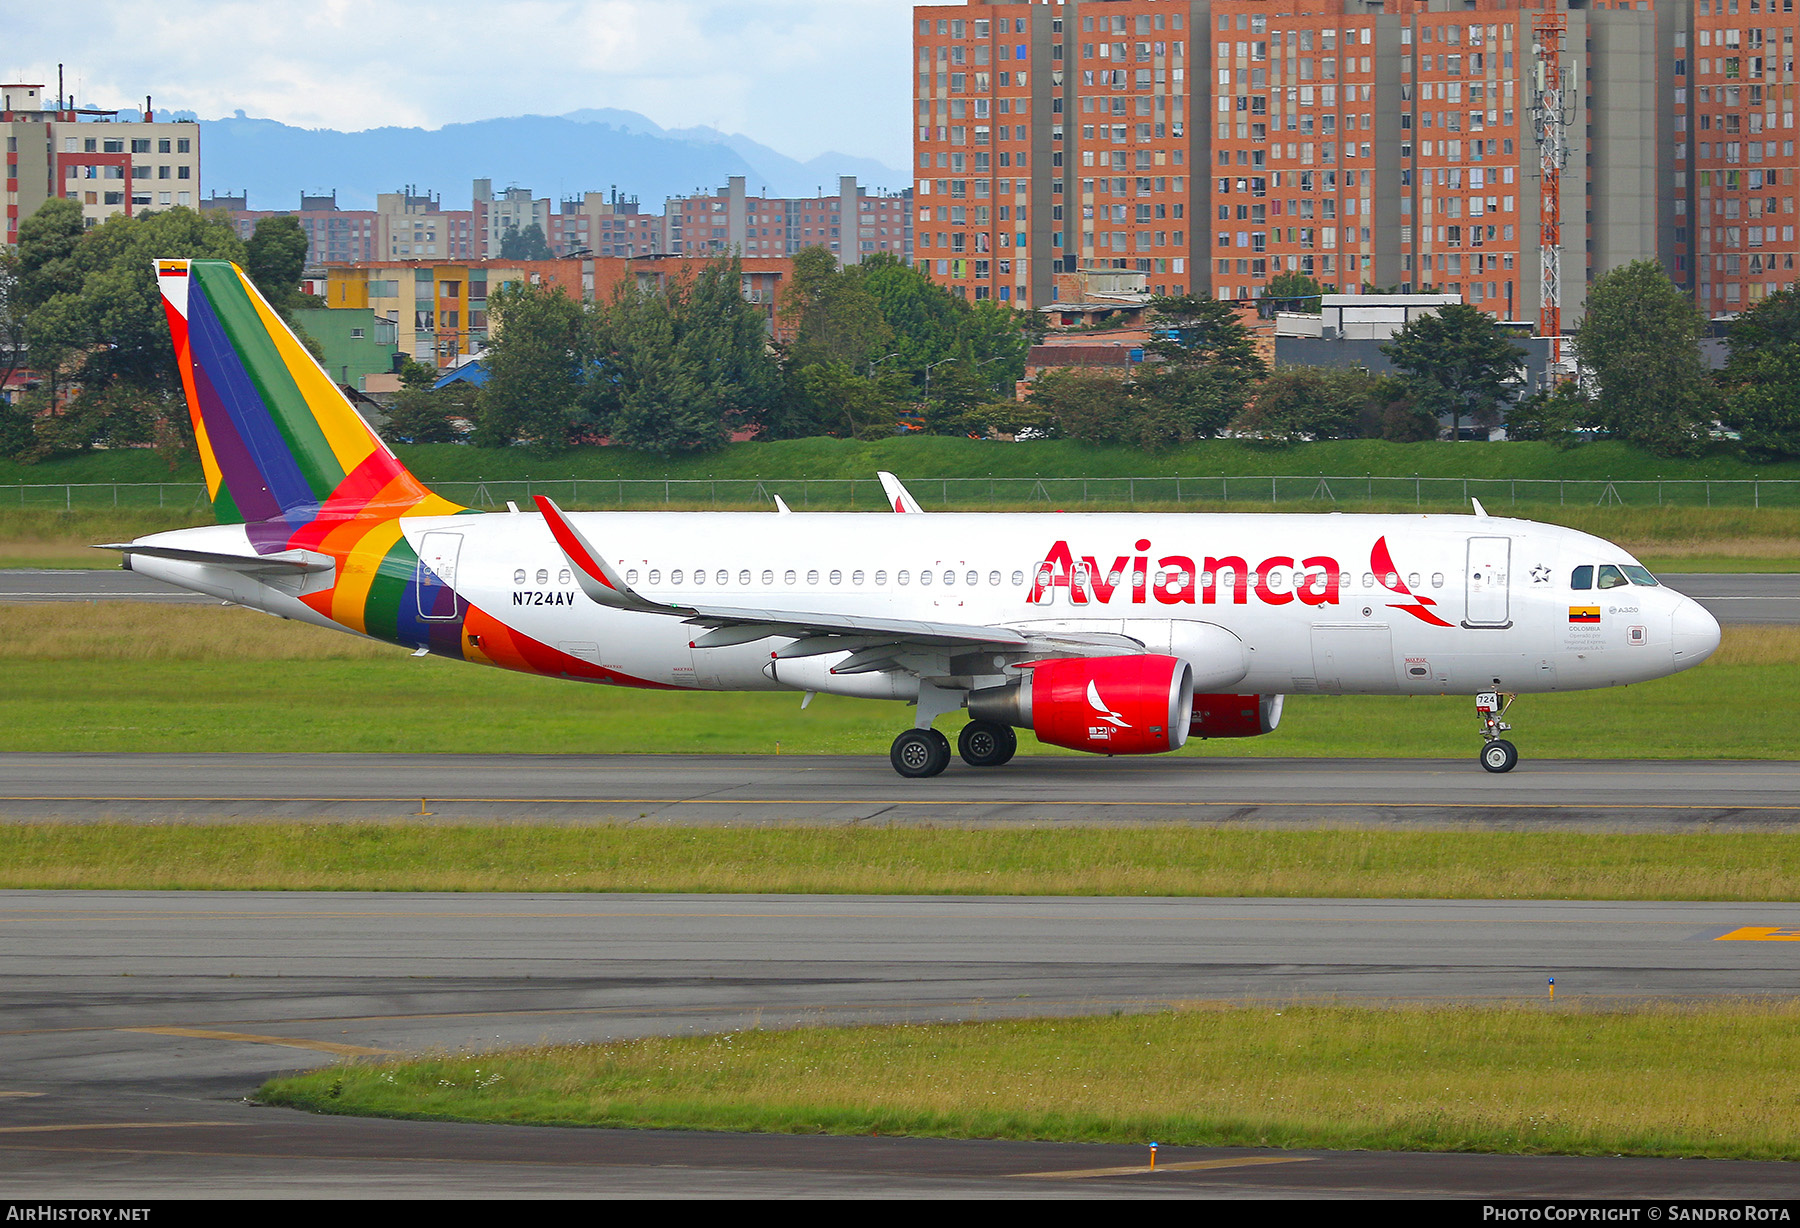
[126,509,1721,704]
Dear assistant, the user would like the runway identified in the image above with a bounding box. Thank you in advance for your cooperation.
[5,890,1800,1198]
[2,751,1797,829]
[0,568,1794,623]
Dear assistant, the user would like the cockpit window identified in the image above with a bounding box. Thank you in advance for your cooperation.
[1571,565,1593,590]
[1596,564,1630,590]
[1621,565,1659,587]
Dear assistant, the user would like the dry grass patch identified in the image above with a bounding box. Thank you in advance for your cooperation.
[0,603,395,661]
[263,1002,1800,1160]
[9,825,1800,900]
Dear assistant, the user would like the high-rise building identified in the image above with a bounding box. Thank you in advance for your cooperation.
[915,0,1790,325]
[1692,0,1796,313]
[4,86,200,244]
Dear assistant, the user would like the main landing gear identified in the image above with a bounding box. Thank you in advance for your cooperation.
[1476,691,1519,773]
[958,720,1017,768]
[890,728,951,778]
[889,720,1018,778]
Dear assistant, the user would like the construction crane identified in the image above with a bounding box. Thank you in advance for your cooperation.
[1531,12,1570,371]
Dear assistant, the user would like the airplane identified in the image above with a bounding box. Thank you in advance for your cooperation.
[107,260,1722,779]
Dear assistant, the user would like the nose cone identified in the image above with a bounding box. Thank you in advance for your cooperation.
[1670,597,1722,672]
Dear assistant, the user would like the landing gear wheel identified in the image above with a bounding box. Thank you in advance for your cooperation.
[891,728,952,778]
[958,721,1017,768]
[1480,739,1519,774]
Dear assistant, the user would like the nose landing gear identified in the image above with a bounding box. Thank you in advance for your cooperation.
[1476,691,1518,773]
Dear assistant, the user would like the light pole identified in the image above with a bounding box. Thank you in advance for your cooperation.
[869,351,899,379]
[922,357,956,404]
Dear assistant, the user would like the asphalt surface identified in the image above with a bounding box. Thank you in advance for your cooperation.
[1660,572,1800,624]
[6,891,1800,1198]
[0,569,1794,623]
[2,751,1796,829]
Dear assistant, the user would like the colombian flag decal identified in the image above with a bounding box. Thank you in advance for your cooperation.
[1569,606,1602,624]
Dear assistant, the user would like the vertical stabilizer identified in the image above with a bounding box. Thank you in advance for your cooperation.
[156,259,457,532]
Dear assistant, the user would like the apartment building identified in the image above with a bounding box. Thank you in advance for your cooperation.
[662,175,912,265]
[379,187,476,260]
[204,191,381,264]
[4,85,200,244]
[322,253,796,366]
[545,191,661,258]
[202,186,473,264]
[1692,0,1797,312]
[916,0,1786,324]
[472,180,554,260]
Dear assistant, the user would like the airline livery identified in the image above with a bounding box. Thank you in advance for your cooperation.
[111,260,1721,777]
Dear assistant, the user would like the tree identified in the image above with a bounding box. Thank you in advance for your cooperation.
[473,282,589,453]
[384,383,473,444]
[1575,260,1714,456]
[790,360,915,440]
[1380,303,1524,440]
[0,250,25,399]
[1717,286,1800,459]
[587,257,783,454]
[6,201,245,460]
[243,215,310,312]
[499,222,552,261]
[1231,366,1383,445]
[783,247,893,371]
[1145,293,1268,377]
[1263,271,1327,315]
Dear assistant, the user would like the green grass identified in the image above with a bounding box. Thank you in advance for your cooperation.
[6,437,1800,488]
[9,825,1800,898]
[0,605,1788,758]
[259,1003,1800,1161]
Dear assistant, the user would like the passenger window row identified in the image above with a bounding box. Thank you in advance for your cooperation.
[611,568,1034,589]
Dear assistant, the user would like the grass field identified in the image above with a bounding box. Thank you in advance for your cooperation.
[8,437,1800,487]
[7,824,1800,898]
[259,1003,1800,1161]
[0,604,1787,759]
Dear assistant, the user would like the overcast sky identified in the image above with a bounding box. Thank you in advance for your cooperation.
[6,0,919,166]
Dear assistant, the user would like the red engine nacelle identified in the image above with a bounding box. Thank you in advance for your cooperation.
[968,655,1195,755]
[1189,693,1285,739]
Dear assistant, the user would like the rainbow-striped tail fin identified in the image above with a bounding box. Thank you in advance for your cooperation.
[156,259,460,535]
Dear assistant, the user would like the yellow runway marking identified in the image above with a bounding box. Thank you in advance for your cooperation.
[1017,1155,1311,1179]
[0,1121,234,1134]
[1716,926,1800,941]
[0,1092,43,1098]
[120,1027,392,1056]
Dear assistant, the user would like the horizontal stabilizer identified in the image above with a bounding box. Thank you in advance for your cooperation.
[97,543,335,573]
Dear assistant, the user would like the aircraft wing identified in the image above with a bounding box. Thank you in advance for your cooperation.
[533,496,1137,665]
[877,471,925,513]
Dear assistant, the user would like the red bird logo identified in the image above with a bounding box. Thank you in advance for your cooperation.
[1371,536,1454,627]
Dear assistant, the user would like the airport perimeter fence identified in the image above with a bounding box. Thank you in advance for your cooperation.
[8,475,1800,513]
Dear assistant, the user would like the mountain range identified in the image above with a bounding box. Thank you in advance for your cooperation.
[190,108,909,213]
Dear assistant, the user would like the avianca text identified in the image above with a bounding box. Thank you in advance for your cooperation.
[1031,539,1342,606]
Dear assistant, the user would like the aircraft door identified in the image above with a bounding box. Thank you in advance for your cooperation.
[416,531,464,621]
[1464,536,1512,628]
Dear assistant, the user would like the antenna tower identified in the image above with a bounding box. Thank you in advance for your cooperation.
[1531,11,1570,367]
